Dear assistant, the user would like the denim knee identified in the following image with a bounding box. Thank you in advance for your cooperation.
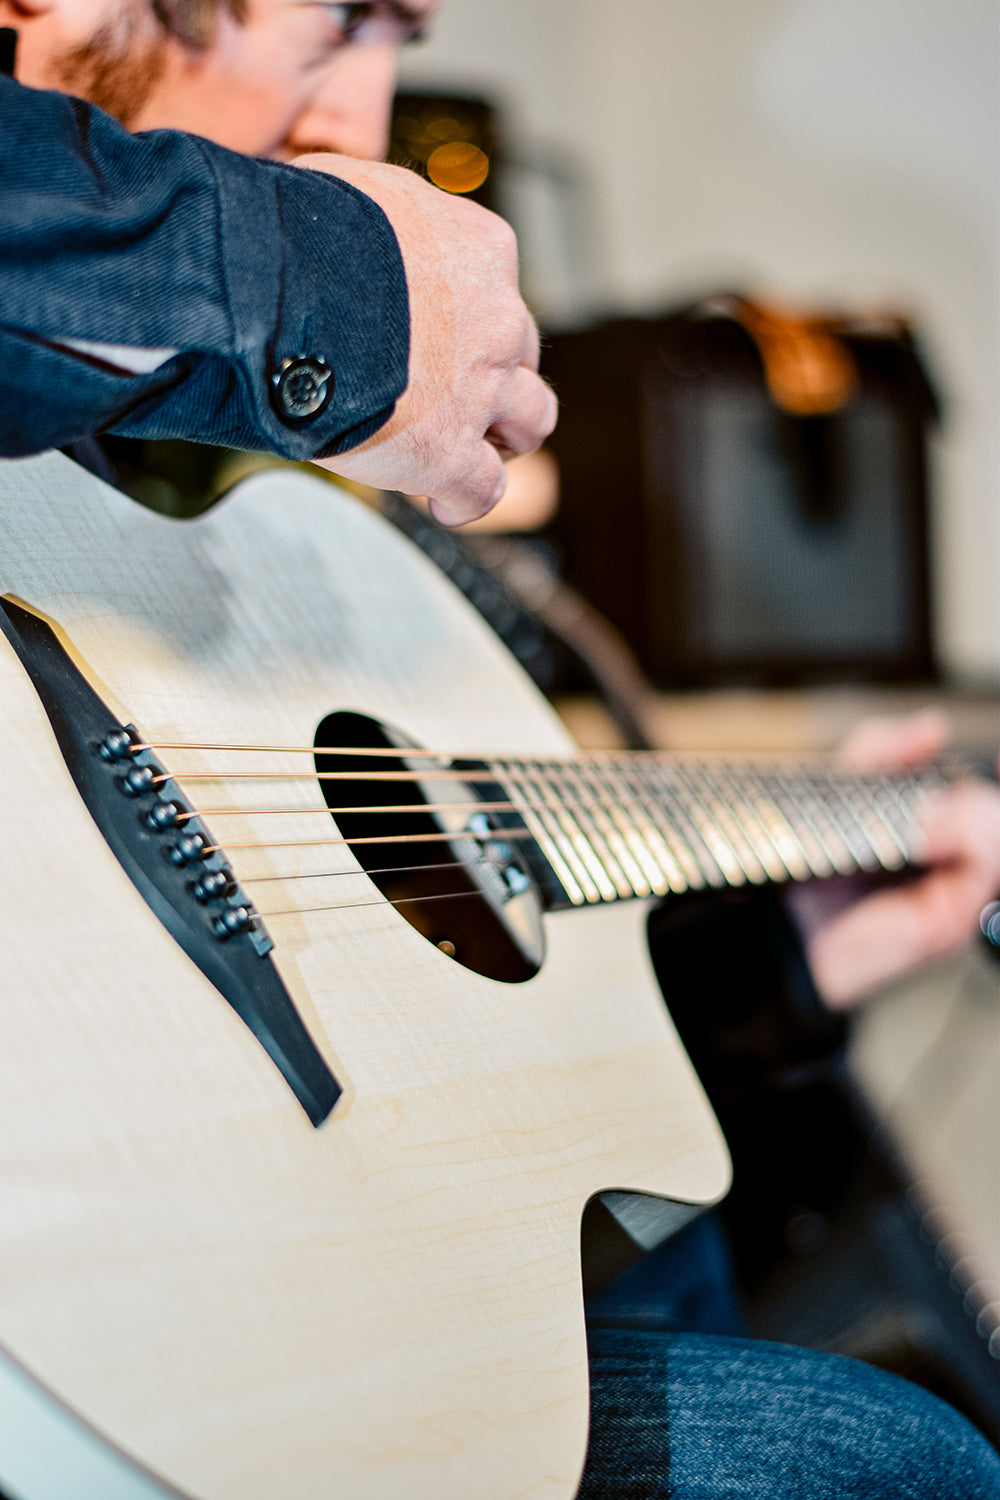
[581,1329,1000,1499]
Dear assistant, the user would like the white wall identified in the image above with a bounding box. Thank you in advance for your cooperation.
[402,0,999,684]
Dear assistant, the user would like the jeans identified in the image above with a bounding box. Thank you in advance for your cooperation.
[578,1218,1000,1498]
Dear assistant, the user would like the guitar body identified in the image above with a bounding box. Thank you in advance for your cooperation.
[0,452,728,1500]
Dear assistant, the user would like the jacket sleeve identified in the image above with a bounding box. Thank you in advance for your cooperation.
[0,75,409,460]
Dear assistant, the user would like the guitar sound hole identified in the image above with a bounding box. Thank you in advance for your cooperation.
[315,712,544,983]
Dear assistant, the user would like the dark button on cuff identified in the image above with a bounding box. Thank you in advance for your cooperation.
[271,356,334,422]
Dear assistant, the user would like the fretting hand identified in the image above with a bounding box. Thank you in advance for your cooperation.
[789,710,1000,1009]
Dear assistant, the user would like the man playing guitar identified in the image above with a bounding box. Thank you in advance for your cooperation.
[1,4,998,1496]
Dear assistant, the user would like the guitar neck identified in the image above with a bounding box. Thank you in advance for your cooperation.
[484,752,950,907]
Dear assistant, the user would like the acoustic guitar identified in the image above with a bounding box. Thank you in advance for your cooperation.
[0,452,937,1499]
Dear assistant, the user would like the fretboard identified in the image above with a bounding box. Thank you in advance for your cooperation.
[484,753,948,907]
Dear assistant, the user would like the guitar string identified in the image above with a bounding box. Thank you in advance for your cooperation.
[128,740,968,809]
[134,745,941,803]
[181,799,909,907]
[136,740,835,765]
[197,825,537,855]
[118,744,929,903]
[153,767,502,783]
[258,887,498,922]
[170,793,790,824]
[210,802,926,924]
[148,769,927,823]
[141,785,925,869]
[131,739,961,821]
[233,828,893,922]
[237,839,897,924]
[136,741,935,860]
[177,799,528,819]
[138,741,483,758]
[155,794,920,868]
[244,859,469,885]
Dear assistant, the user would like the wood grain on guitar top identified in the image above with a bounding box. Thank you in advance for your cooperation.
[0,452,729,1500]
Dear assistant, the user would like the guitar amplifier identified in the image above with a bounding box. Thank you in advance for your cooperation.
[541,300,939,688]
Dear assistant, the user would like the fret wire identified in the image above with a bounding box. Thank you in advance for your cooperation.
[566,760,647,899]
[739,764,812,879]
[791,774,863,876]
[832,773,901,869]
[633,759,716,891]
[666,761,749,887]
[703,762,790,881]
[543,759,625,901]
[898,766,944,834]
[677,762,755,888]
[494,762,593,900]
[682,762,770,885]
[865,774,916,859]
[534,760,618,904]
[812,770,883,871]
[842,775,910,868]
[867,771,925,859]
[773,768,863,876]
[593,759,681,896]
[584,758,663,897]
[722,762,813,881]
[491,762,587,900]
[877,770,924,846]
[542,756,620,906]
[878,762,953,861]
[592,757,674,895]
[626,759,715,891]
[785,762,882,873]
[739,763,833,880]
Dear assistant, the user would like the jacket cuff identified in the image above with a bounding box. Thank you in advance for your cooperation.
[201,148,410,460]
[0,77,408,459]
[108,146,410,459]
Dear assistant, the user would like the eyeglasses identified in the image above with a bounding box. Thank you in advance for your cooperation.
[296,3,430,48]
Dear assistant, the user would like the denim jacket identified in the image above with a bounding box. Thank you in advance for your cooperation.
[0,75,409,460]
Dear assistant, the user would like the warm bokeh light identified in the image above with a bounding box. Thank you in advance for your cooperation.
[426,142,490,195]
[425,115,470,143]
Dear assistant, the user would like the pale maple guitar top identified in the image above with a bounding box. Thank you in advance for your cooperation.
[0,451,737,1500]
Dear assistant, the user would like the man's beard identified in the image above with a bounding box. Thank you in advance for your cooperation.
[55,7,170,128]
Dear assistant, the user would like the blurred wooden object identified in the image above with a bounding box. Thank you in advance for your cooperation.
[556,685,999,758]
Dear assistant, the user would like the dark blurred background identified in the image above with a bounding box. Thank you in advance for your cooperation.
[395,0,998,695]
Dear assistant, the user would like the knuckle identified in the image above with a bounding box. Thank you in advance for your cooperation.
[468,205,519,270]
[492,301,530,358]
[490,213,518,258]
